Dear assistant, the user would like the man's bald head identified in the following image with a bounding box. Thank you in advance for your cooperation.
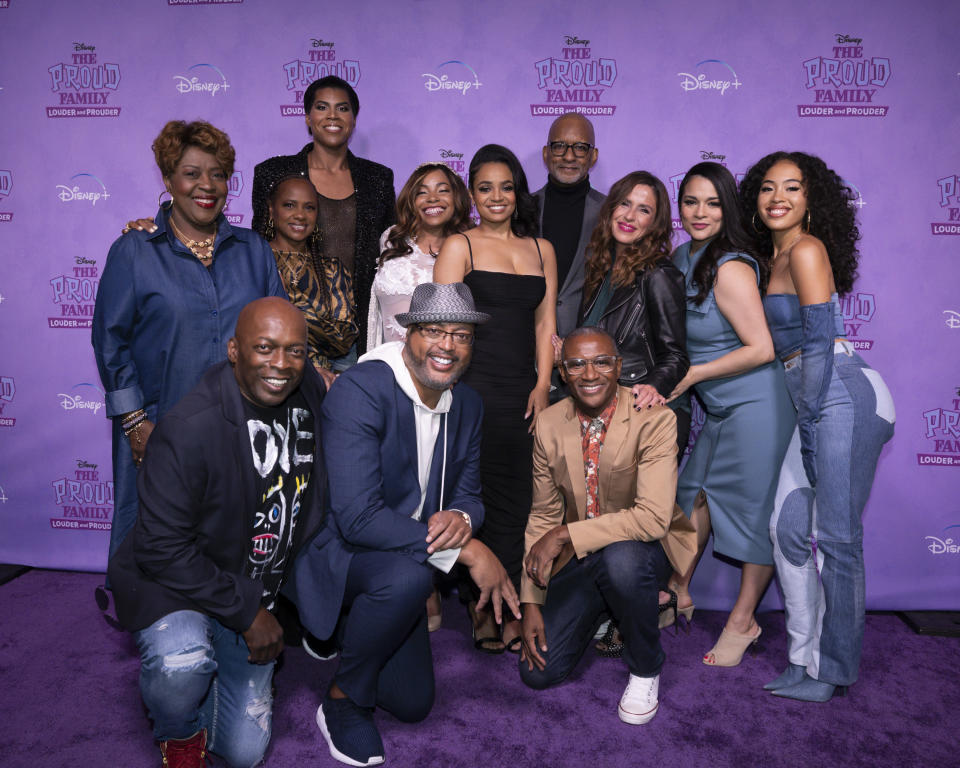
[228,297,308,407]
[548,113,595,146]
[543,112,598,186]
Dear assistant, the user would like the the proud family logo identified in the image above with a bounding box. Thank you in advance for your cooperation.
[423,61,482,96]
[437,149,468,186]
[223,170,244,225]
[47,42,121,118]
[50,459,113,532]
[931,174,960,236]
[918,391,960,467]
[677,60,742,96]
[57,383,105,416]
[174,63,230,96]
[798,34,890,118]
[0,375,15,428]
[48,255,99,329]
[925,524,960,555]
[838,292,876,351]
[57,173,109,207]
[0,169,11,223]
[531,35,617,117]
[280,38,361,117]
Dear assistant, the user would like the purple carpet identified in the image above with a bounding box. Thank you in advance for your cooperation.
[1,570,956,768]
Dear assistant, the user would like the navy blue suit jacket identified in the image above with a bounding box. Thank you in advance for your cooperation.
[291,359,484,641]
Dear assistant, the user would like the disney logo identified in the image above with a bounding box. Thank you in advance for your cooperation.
[944,310,960,329]
[74,256,97,265]
[58,394,103,415]
[76,459,98,469]
[835,34,863,45]
[422,73,482,96]
[311,39,335,48]
[174,75,230,97]
[699,151,726,161]
[564,36,590,46]
[678,71,741,95]
[73,42,96,52]
[439,149,464,159]
[925,536,959,555]
[57,185,109,205]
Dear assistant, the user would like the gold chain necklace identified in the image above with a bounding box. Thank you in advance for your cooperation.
[169,216,216,263]
[272,248,308,284]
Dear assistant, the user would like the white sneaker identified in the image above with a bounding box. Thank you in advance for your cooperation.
[618,673,659,724]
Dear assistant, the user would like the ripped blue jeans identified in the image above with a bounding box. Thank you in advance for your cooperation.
[770,344,895,686]
[135,610,274,768]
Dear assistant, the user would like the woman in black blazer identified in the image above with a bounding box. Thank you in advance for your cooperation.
[252,75,395,359]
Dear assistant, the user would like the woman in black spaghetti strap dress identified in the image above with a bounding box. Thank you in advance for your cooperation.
[434,145,557,653]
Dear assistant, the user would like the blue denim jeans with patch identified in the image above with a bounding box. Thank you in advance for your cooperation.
[135,610,274,768]
[770,343,895,686]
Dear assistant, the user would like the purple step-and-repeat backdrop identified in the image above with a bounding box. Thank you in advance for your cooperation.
[0,0,957,609]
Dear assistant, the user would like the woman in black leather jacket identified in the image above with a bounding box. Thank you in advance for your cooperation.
[579,170,690,453]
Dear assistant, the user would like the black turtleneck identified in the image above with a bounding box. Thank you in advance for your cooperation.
[542,175,591,289]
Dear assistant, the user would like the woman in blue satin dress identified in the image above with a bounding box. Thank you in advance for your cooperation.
[742,151,894,702]
[667,163,795,667]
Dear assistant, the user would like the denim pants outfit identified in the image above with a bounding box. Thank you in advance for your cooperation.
[766,293,895,686]
[135,610,274,768]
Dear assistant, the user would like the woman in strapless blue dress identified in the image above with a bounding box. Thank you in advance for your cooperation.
[667,163,795,667]
[742,151,894,702]
[434,145,557,653]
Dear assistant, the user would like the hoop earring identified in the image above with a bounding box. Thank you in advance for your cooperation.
[803,209,812,232]
[264,217,276,241]
[158,189,172,209]
[751,212,765,234]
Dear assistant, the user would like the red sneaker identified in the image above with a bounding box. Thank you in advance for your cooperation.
[160,729,211,767]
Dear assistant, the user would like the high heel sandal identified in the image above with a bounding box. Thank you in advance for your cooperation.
[702,624,761,667]
[595,622,624,657]
[657,590,679,632]
[667,580,695,632]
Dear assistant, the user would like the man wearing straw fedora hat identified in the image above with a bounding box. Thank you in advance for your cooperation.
[290,282,521,767]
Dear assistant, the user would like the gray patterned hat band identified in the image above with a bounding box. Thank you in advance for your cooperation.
[394,282,490,327]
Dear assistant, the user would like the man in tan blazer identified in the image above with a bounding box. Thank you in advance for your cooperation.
[518,327,696,725]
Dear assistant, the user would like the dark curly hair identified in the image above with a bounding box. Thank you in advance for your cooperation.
[679,162,759,304]
[740,151,860,295]
[468,144,539,238]
[381,163,472,265]
[583,171,673,301]
[152,120,235,179]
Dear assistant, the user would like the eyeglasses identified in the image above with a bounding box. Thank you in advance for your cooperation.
[548,141,594,158]
[562,355,619,375]
[416,325,474,346]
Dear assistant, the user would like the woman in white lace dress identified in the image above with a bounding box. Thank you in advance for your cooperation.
[367,163,472,349]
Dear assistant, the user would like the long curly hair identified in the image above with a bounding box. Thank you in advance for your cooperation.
[679,162,759,304]
[380,163,472,265]
[583,171,673,300]
[468,144,539,238]
[740,151,860,295]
